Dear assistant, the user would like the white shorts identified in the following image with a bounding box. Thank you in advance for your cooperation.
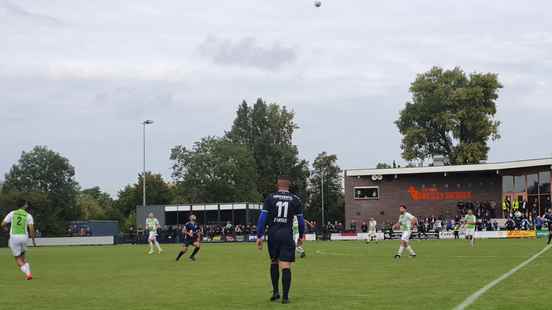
[400,231,412,242]
[465,229,475,237]
[368,230,376,238]
[148,231,158,241]
[9,235,29,257]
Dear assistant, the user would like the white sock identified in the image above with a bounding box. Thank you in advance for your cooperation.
[154,240,162,251]
[397,246,405,256]
[20,263,30,275]
[406,246,416,255]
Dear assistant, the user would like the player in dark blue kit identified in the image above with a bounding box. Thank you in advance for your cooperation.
[544,209,552,245]
[176,214,201,262]
[256,176,305,304]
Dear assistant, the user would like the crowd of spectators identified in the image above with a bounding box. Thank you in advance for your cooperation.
[67,224,92,237]
[133,221,319,243]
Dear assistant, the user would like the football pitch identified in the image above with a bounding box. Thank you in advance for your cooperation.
[1,239,551,310]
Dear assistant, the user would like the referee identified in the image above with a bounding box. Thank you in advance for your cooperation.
[256,176,305,304]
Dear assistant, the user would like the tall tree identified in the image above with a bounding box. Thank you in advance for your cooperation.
[376,162,392,169]
[114,173,173,218]
[227,98,309,199]
[113,173,173,231]
[396,67,502,165]
[2,146,79,234]
[134,173,173,206]
[78,187,117,220]
[306,152,344,225]
[77,193,107,220]
[114,184,138,224]
[226,100,252,145]
[171,137,260,203]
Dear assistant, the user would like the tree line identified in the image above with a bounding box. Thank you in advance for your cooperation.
[0,99,344,235]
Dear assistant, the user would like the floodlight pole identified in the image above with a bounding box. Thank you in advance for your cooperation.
[142,120,154,209]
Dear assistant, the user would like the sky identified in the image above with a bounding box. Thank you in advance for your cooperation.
[1,0,552,196]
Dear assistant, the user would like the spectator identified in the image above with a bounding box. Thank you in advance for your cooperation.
[453,223,460,239]
[361,221,368,233]
[535,216,544,231]
[505,218,515,230]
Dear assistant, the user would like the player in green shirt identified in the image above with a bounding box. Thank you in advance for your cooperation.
[462,209,477,247]
[393,205,417,260]
[145,213,162,254]
[1,200,36,280]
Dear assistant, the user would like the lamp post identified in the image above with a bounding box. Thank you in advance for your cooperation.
[142,120,154,209]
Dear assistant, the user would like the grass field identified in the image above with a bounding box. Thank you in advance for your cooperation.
[1,239,551,310]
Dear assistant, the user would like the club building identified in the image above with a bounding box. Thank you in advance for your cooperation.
[344,158,552,226]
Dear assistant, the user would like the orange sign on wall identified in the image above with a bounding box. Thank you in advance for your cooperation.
[408,186,472,201]
[506,230,536,238]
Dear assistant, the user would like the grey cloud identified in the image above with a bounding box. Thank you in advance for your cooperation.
[198,35,296,70]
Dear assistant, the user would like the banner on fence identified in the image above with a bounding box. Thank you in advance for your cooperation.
[27,236,114,246]
[331,232,385,241]
[506,230,536,238]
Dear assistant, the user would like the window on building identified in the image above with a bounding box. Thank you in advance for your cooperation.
[514,175,526,193]
[539,171,551,194]
[527,174,539,195]
[502,176,514,192]
[354,187,379,200]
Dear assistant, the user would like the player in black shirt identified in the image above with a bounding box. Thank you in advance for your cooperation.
[544,209,552,245]
[176,214,202,262]
[256,176,305,304]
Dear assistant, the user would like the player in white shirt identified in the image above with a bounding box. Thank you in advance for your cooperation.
[1,200,36,280]
[145,213,162,254]
[366,218,378,244]
[393,205,417,259]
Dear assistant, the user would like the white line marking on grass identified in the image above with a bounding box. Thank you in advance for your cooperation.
[453,244,552,310]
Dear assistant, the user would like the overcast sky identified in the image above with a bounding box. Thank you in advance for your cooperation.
[1,0,551,196]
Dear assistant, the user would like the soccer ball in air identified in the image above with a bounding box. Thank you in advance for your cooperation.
[314,1,322,8]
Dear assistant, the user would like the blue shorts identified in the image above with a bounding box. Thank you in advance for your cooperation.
[268,229,295,262]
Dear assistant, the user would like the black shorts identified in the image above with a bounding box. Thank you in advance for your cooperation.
[183,236,199,247]
[267,229,295,262]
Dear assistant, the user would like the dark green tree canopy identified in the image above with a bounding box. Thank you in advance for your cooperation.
[376,162,392,169]
[306,152,344,225]
[396,67,502,165]
[171,137,259,203]
[115,173,173,216]
[78,187,118,221]
[227,98,308,199]
[2,146,80,234]
[113,173,173,231]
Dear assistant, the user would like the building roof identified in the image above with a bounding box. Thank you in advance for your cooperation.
[346,158,552,177]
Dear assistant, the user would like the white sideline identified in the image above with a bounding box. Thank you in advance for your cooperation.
[453,244,552,310]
